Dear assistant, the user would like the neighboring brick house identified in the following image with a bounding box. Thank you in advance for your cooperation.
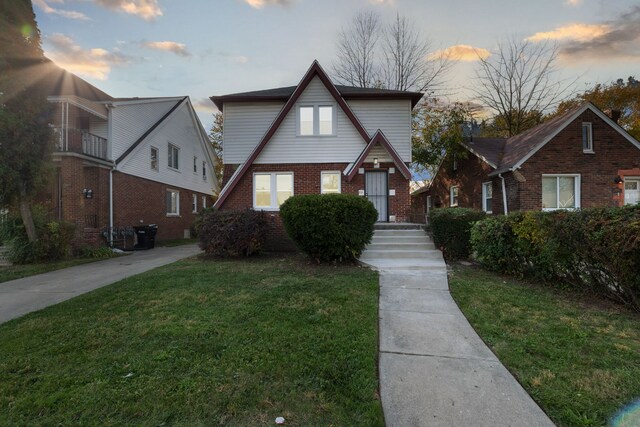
[39,60,218,246]
[211,61,422,249]
[419,102,640,217]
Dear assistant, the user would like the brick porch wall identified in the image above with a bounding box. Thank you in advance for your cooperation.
[220,162,411,250]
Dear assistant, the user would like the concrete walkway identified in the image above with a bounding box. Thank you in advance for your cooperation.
[0,244,201,324]
[361,225,554,427]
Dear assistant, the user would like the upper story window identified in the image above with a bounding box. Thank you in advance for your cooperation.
[482,182,492,213]
[450,186,459,207]
[321,171,341,194]
[193,156,198,173]
[168,143,179,170]
[150,146,158,171]
[582,122,593,153]
[298,105,335,136]
[202,161,207,181]
[254,172,293,210]
[542,174,580,210]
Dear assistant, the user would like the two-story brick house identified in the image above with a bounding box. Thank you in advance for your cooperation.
[39,60,218,245]
[417,102,640,218]
[211,61,422,249]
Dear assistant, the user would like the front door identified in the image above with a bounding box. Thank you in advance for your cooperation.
[624,178,640,205]
[365,170,388,222]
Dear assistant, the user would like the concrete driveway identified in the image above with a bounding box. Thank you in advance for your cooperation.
[0,244,201,324]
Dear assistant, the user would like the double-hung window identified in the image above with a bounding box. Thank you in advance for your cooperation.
[202,195,207,209]
[582,122,593,153]
[254,173,293,210]
[168,143,179,170]
[298,105,335,136]
[193,156,198,173]
[150,146,158,171]
[321,171,341,194]
[542,174,580,210]
[482,182,493,213]
[166,189,180,216]
[192,194,197,213]
[450,186,459,207]
[202,161,207,181]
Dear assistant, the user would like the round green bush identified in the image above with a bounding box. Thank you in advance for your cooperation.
[280,194,378,262]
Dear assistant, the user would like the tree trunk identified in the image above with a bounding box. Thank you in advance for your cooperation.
[19,181,37,242]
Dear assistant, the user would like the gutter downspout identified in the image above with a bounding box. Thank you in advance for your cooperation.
[106,103,115,247]
[499,173,508,215]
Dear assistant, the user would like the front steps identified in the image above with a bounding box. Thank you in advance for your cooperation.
[359,223,443,270]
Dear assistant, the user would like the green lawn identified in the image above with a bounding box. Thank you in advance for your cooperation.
[449,265,640,427]
[0,255,383,426]
[0,254,124,284]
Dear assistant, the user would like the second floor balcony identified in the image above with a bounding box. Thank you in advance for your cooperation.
[54,127,108,160]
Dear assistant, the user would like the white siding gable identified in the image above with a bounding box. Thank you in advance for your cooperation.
[110,99,179,160]
[223,102,284,164]
[347,99,411,162]
[117,102,215,195]
[256,77,366,164]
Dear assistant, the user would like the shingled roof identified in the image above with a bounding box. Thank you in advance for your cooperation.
[210,84,423,111]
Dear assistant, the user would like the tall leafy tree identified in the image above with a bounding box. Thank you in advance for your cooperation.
[0,0,55,242]
[553,77,640,140]
[208,111,224,190]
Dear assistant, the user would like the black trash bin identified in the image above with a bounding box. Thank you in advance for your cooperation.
[133,224,158,250]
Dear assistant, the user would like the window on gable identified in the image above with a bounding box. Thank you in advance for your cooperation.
[321,171,341,194]
[582,122,593,152]
[166,189,180,215]
[150,146,158,171]
[298,105,335,136]
[482,182,493,213]
[254,172,293,210]
[450,186,459,207]
[542,175,580,210]
[168,143,179,170]
[202,161,207,181]
[299,106,314,136]
[193,156,197,173]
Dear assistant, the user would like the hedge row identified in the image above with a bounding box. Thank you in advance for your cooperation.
[428,208,486,260]
[280,194,378,262]
[198,209,267,257]
[471,206,640,311]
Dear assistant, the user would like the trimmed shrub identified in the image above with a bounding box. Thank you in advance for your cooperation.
[0,206,75,264]
[471,206,640,311]
[428,208,486,261]
[198,209,267,257]
[280,194,378,262]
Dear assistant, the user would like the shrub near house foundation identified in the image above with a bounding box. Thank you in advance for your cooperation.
[198,209,267,257]
[280,194,378,262]
[471,206,640,311]
[428,208,486,261]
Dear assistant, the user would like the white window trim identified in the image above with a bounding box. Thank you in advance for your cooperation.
[253,172,294,211]
[192,194,198,213]
[450,186,459,207]
[582,122,594,153]
[168,143,180,171]
[202,195,207,209]
[321,171,342,194]
[166,189,180,217]
[296,103,337,137]
[541,174,581,211]
[624,176,640,206]
[150,146,159,172]
[482,181,493,214]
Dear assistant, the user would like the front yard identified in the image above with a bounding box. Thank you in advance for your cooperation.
[0,255,383,426]
[449,265,640,427]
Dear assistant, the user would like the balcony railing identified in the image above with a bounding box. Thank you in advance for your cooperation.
[53,127,108,160]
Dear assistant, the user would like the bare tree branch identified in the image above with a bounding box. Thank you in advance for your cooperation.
[332,11,381,88]
[472,38,576,136]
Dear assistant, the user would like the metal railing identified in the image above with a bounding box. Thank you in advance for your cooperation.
[53,127,108,160]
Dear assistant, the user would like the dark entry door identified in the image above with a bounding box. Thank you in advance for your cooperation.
[365,171,388,222]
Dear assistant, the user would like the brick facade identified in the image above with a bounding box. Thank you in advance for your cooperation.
[423,110,640,214]
[221,162,411,250]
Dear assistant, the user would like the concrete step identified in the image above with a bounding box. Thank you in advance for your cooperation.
[371,236,432,244]
[373,229,427,238]
[374,223,424,231]
[367,242,436,251]
[360,249,444,261]
[359,258,446,270]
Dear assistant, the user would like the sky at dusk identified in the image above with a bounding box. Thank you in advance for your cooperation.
[33,0,640,130]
